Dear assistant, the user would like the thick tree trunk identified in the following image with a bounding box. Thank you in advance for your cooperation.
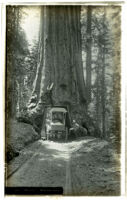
[95,52,101,129]
[86,6,92,104]
[101,45,106,138]
[28,6,86,123]
[101,9,106,138]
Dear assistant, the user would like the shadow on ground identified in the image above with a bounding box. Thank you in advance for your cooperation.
[6,136,120,196]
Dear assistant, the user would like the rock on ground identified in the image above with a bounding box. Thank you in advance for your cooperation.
[6,119,40,162]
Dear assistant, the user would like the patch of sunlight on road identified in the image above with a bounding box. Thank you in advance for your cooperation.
[42,141,69,152]
[99,167,120,173]
[77,140,108,153]
[52,153,70,161]
[91,140,108,149]
[36,138,101,162]
[39,138,96,154]
[67,138,96,151]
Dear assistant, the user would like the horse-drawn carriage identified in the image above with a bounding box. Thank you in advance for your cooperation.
[43,106,71,140]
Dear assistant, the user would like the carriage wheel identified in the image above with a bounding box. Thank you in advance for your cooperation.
[65,127,68,141]
[45,126,49,140]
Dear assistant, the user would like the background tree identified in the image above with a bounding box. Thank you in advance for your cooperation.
[86,6,92,104]
[81,6,121,141]
[6,6,29,118]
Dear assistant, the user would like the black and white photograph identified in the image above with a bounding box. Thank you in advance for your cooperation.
[5,2,123,196]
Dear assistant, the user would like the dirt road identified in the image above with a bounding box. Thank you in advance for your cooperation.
[6,137,120,195]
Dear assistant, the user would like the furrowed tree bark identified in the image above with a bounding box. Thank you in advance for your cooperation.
[101,8,106,138]
[86,6,92,104]
[101,45,106,138]
[28,6,86,125]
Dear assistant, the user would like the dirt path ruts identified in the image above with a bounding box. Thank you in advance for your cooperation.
[6,137,120,196]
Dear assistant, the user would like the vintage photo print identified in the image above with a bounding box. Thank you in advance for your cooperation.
[4,1,124,196]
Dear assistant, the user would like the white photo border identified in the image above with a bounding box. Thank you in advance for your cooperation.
[0,0,127,199]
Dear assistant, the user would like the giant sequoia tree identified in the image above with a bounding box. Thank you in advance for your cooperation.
[28,6,86,123]
[6,6,121,140]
